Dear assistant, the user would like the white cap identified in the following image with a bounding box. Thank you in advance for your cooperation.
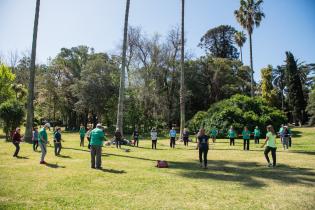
[44,123,50,128]
[96,123,102,128]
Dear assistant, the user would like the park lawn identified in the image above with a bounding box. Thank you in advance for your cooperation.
[0,127,314,210]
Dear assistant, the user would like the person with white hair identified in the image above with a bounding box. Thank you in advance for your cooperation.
[39,123,50,164]
[151,128,158,149]
[90,123,106,169]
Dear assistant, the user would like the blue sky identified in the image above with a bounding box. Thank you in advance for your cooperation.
[0,0,314,81]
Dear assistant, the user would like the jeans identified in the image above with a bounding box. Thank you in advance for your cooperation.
[170,137,175,148]
[243,139,250,150]
[90,145,102,168]
[39,142,47,162]
[152,140,157,149]
[116,140,121,148]
[13,142,20,157]
[230,138,235,146]
[264,146,277,166]
[54,142,62,155]
[199,146,208,167]
[33,140,38,151]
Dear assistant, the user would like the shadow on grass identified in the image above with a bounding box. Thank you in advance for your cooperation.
[63,147,90,153]
[103,152,156,162]
[99,168,126,174]
[290,150,315,156]
[45,163,66,169]
[168,160,315,188]
[16,156,29,159]
[57,155,72,158]
[291,130,302,138]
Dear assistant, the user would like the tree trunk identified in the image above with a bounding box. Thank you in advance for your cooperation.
[116,0,130,136]
[249,32,254,97]
[240,46,243,63]
[179,0,185,139]
[25,0,40,142]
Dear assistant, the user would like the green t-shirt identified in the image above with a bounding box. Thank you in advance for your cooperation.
[228,130,236,138]
[266,132,277,148]
[242,130,251,140]
[254,128,260,137]
[90,128,105,146]
[279,127,283,133]
[210,129,218,137]
[38,128,48,144]
[79,127,86,137]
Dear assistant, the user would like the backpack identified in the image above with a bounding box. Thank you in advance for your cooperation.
[156,160,168,168]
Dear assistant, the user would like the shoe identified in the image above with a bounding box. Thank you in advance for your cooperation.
[267,163,272,167]
[91,167,96,169]
[204,166,208,169]
[96,167,102,170]
[199,163,203,168]
[40,161,45,164]
[272,165,277,168]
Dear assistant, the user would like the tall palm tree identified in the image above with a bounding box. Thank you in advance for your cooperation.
[179,0,185,138]
[234,31,246,63]
[116,0,130,135]
[25,0,41,142]
[234,0,265,97]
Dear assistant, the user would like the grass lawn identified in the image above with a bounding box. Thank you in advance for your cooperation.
[0,127,314,210]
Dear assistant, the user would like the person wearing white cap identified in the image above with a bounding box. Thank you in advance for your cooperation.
[38,123,50,164]
[90,123,106,169]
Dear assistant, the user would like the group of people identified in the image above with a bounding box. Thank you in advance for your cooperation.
[11,123,290,170]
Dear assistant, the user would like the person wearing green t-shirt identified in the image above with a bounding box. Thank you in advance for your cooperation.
[261,125,277,167]
[278,124,284,143]
[210,128,218,143]
[79,125,86,147]
[39,123,50,164]
[90,123,105,169]
[253,126,261,144]
[228,126,237,146]
[242,127,251,150]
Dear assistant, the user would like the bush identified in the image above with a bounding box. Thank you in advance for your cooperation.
[188,94,287,137]
[0,100,25,141]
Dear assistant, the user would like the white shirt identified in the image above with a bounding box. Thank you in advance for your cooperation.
[151,131,157,140]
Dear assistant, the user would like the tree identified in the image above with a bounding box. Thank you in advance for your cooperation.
[306,87,315,125]
[0,100,25,141]
[235,0,265,97]
[234,31,246,63]
[285,51,306,125]
[116,0,130,135]
[25,0,41,142]
[261,65,277,106]
[199,25,239,59]
[0,64,15,104]
[179,0,185,138]
[272,65,286,110]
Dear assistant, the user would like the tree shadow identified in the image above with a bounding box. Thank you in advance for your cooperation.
[16,156,29,159]
[98,168,126,174]
[63,147,90,153]
[168,160,315,188]
[45,163,66,169]
[135,146,166,151]
[103,152,156,162]
[290,150,315,156]
[291,130,302,138]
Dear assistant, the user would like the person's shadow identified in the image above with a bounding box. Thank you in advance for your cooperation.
[16,156,29,159]
[98,168,126,174]
[45,163,66,169]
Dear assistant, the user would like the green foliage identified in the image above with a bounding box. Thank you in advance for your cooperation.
[199,25,239,59]
[260,65,277,106]
[0,100,25,141]
[306,87,315,125]
[0,64,15,104]
[188,94,287,136]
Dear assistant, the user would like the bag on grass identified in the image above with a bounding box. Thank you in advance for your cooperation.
[156,160,168,168]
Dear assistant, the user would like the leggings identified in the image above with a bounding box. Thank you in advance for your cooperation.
[199,146,208,167]
[33,140,38,151]
[13,143,20,157]
[229,138,235,146]
[243,139,250,150]
[264,146,277,166]
[152,140,157,149]
[170,137,175,148]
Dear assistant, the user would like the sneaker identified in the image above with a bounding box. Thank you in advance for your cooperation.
[267,163,272,167]
[199,163,203,168]
[272,165,277,168]
[40,161,45,164]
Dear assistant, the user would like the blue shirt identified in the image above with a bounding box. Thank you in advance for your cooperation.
[170,129,176,138]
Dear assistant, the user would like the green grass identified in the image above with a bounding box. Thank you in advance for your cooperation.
[0,127,314,210]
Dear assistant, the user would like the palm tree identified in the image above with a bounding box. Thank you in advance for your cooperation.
[272,65,285,110]
[25,0,41,142]
[234,31,246,63]
[179,0,185,139]
[234,0,265,97]
[116,0,130,135]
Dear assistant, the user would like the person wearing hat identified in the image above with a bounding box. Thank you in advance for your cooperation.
[151,128,158,149]
[38,123,50,164]
[54,127,62,156]
[32,127,39,151]
[169,127,177,148]
[90,123,106,169]
[12,127,23,157]
[253,126,261,144]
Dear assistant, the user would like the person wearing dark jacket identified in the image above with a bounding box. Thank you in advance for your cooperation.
[115,128,122,149]
[12,127,23,157]
[183,128,190,146]
[133,128,140,147]
[54,127,62,156]
[197,128,209,169]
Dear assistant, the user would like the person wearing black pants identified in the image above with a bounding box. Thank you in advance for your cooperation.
[133,128,139,147]
[54,127,62,156]
[169,127,176,148]
[228,126,236,146]
[197,128,209,169]
[242,127,251,151]
[114,128,122,149]
[12,128,23,157]
[262,125,277,167]
[183,128,189,146]
[32,127,39,151]
[151,128,158,149]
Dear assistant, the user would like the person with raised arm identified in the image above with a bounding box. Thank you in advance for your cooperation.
[261,125,277,167]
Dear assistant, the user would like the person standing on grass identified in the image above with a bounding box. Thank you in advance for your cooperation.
[278,124,284,143]
[133,128,139,147]
[169,127,176,148]
[32,127,39,151]
[79,124,86,147]
[86,126,92,149]
[261,125,277,167]
[242,126,251,151]
[228,126,236,146]
[281,126,290,150]
[197,128,209,169]
[90,123,105,169]
[210,127,218,143]
[183,128,190,146]
[253,126,261,144]
[151,128,158,149]
[39,123,50,164]
[12,128,23,157]
[114,128,122,149]
[54,127,62,156]
[288,126,292,147]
